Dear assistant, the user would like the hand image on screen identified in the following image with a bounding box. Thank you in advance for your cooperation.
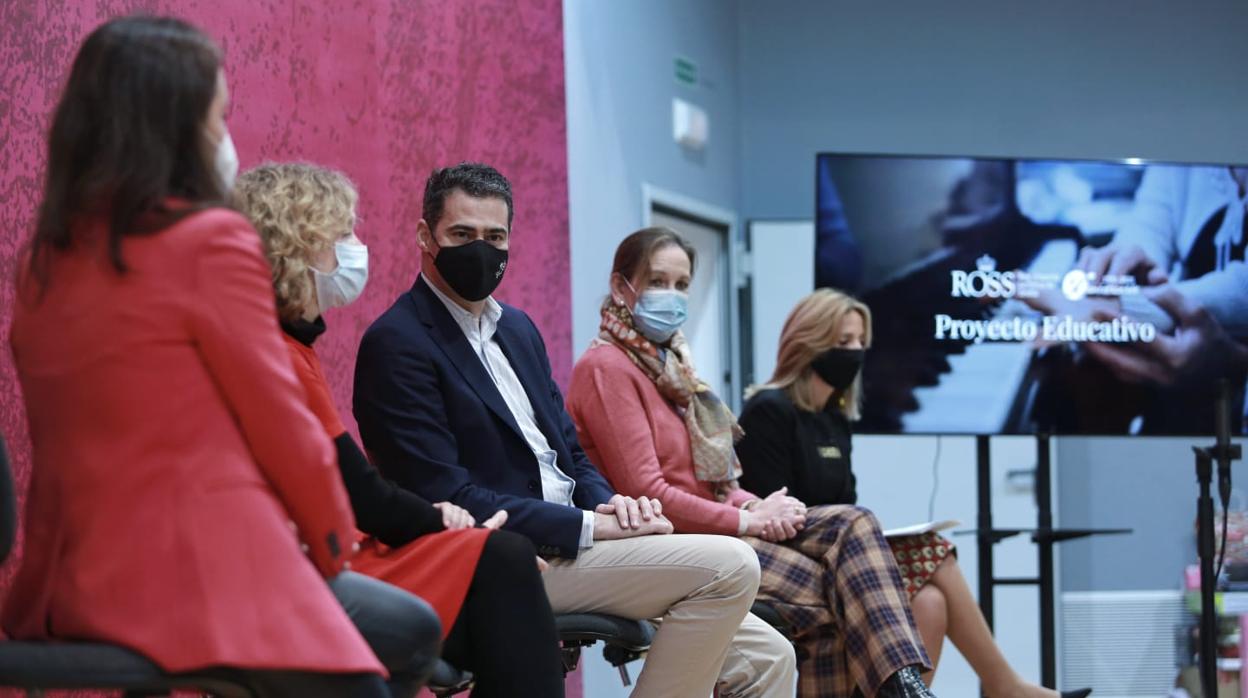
[1082,285,1248,387]
[1075,242,1169,286]
[1019,288,1121,342]
[816,155,1246,435]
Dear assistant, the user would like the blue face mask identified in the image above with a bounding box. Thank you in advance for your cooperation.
[630,286,689,344]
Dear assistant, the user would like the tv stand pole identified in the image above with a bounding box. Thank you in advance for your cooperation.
[975,435,994,632]
[971,434,1130,692]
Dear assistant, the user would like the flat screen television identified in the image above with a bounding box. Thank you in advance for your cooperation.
[815,153,1248,436]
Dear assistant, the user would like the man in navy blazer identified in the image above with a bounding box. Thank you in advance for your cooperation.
[356,260,612,559]
[354,163,794,697]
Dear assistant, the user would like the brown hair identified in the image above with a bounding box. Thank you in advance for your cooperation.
[603,226,697,309]
[29,16,226,291]
[746,288,873,419]
[234,163,358,322]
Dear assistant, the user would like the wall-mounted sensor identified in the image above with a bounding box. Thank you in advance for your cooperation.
[672,97,708,150]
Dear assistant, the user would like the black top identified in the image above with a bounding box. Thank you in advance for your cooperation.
[282,317,445,547]
[736,387,857,506]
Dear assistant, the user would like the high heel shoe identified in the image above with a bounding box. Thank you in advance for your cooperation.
[1061,690,1092,698]
[876,666,937,697]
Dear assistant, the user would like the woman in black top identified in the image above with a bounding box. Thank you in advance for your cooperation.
[738,289,1089,698]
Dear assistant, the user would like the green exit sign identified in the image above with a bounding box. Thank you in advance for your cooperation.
[675,56,697,86]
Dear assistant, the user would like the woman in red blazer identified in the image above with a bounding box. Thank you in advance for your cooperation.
[3,17,420,697]
[235,162,564,698]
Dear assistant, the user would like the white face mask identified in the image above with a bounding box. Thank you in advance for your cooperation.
[312,241,369,312]
[213,130,239,193]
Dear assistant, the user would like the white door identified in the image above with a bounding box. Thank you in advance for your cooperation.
[650,207,733,403]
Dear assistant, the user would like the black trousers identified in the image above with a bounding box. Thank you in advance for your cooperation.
[200,571,441,698]
[330,570,443,697]
[220,669,392,698]
[441,530,565,698]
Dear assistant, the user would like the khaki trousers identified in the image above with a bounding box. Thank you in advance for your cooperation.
[544,534,796,697]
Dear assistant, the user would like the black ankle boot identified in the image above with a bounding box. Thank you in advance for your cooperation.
[877,666,937,698]
[1061,690,1092,698]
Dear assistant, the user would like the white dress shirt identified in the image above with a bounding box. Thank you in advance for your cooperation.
[424,277,595,547]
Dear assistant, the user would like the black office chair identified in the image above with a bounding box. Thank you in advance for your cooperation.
[0,435,256,697]
[427,659,475,697]
[556,612,655,686]
[750,600,793,637]
[751,599,809,663]
[426,611,656,696]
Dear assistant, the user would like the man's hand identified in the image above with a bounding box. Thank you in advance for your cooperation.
[595,494,663,530]
[433,501,475,530]
[1076,242,1168,286]
[1085,285,1248,386]
[592,510,674,540]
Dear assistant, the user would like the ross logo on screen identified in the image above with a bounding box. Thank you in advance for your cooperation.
[950,255,1017,299]
[1061,269,1091,301]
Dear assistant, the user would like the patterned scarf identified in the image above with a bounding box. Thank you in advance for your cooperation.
[594,301,744,499]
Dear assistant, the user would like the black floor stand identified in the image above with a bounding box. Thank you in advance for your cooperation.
[1194,381,1242,698]
[1194,448,1219,698]
[963,434,1131,694]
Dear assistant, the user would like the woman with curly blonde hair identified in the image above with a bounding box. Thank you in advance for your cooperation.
[236,162,565,698]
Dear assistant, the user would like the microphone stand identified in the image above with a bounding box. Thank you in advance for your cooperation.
[1193,379,1241,698]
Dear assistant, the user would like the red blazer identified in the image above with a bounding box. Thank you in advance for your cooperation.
[3,209,382,676]
[567,343,757,536]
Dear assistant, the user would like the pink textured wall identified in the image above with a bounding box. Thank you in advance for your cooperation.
[0,1,576,694]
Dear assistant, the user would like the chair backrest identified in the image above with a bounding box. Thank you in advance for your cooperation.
[0,435,17,565]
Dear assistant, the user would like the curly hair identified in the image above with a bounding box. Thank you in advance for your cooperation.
[234,163,358,322]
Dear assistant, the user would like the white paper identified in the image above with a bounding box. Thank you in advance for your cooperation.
[882,519,961,538]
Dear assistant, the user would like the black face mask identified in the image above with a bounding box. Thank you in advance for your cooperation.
[431,238,509,302]
[810,348,865,391]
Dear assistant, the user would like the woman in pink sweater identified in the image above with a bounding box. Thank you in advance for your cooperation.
[567,227,935,698]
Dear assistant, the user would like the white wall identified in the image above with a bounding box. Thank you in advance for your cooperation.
[564,0,742,359]
[737,0,1248,221]
[564,3,744,693]
[855,435,1049,696]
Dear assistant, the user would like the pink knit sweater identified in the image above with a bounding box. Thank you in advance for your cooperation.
[568,343,757,536]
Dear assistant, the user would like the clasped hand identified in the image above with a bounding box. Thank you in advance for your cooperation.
[433,502,547,571]
[746,487,807,542]
[593,494,673,540]
[433,501,507,530]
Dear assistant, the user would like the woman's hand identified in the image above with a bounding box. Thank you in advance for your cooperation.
[480,510,508,530]
[433,501,476,530]
[745,487,806,542]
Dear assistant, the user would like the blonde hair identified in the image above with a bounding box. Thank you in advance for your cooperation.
[746,288,873,420]
[234,163,358,322]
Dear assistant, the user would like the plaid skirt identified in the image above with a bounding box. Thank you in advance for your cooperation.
[746,505,930,698]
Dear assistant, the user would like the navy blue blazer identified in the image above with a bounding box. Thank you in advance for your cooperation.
[353,277,615,558]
